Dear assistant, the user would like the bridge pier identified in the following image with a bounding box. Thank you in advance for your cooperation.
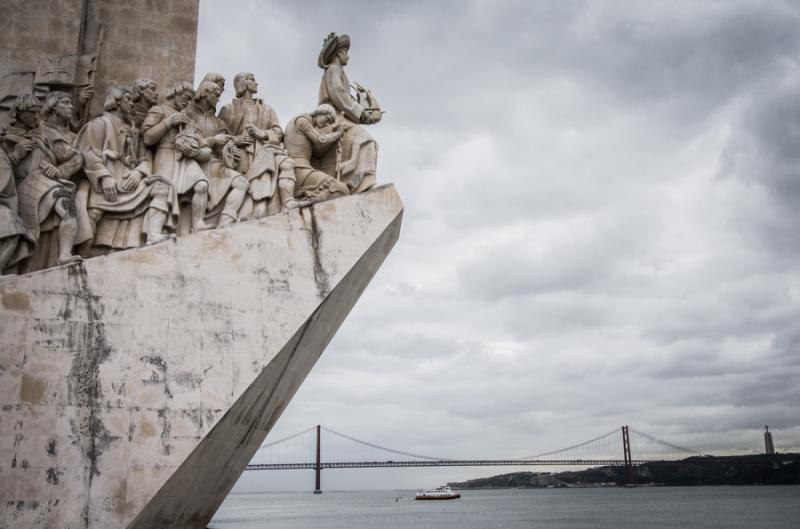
[314,424,322,494]
[622,425,635,486]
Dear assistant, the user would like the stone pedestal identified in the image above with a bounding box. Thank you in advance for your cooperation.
[0,185,403,528]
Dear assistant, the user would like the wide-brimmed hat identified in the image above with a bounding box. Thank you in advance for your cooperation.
[318,33,350,68]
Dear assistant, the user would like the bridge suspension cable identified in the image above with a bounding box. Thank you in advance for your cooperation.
[628,427,702,458]
[321,426,450,461]
[255,425,317,451]
[519,428,621,460]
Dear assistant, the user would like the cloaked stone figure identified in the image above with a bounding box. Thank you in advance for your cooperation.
[220,72,306,218]
[1,95,86,271]
[284,103,350,204]
[142,81,212,234]
[74,85,172,249]
[317,32,380,193]
[41,91,79,143]
[0,147,35,273]
[130,78,159,129]
[184,79,246,227]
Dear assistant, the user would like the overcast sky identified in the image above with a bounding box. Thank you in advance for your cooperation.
[196,0,800,492]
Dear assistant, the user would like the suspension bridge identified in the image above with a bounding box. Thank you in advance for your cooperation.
[245,425,702,492]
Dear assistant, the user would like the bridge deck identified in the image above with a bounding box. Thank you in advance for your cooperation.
[246,459,650,470]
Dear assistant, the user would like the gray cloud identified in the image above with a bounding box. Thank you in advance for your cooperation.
[721,78,800,260]
[196,0,800,491]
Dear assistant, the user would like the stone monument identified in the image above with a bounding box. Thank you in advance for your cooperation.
[0,4,399,528]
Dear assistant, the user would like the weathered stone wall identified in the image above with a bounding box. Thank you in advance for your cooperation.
[0,186,403,528]
[79,0,199,116]
[0,0,199,120]
[0,0,84,83]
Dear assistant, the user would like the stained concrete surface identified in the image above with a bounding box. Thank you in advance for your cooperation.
[0,185,403,528]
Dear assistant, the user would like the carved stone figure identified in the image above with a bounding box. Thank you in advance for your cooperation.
[201,72,225,93]
[0,147,35,273]
[284,104,350,204]
[41,90,78,143]
[220,72,306,218]
[317,33,380,193]
[142,81,212,234]
[2,94,85,270]
[74,85,172,249]
[130,78,159,128]
[38,89,94,140]
[0,39,386,275]
[183,79,246,227]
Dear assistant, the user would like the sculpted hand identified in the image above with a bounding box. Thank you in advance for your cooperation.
[101,176,118,202]
[41,162,63,179]
[247,126,268,141]
[102,149,120,164]
[212,134,231,147]
[234,134,252,147]
[12,139,34,160]
[144,174,170,186]
[167,113,189,127]
[359,112,375,125]
[121,170,142,192]
[79,87,94,104]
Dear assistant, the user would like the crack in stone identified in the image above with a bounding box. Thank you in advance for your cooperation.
[303,207,331,298]
[65,264,114,528]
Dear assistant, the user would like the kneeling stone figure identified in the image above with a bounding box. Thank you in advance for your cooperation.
[284,104,350,204]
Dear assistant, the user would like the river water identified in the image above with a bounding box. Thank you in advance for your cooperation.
[209,486,800,529]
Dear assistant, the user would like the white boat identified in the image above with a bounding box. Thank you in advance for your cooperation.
[415,486,461,500]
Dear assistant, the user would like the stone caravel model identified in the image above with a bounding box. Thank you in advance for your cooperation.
[0,185,403,528]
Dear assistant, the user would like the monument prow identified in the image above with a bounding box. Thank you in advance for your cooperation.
[0,185,403,528]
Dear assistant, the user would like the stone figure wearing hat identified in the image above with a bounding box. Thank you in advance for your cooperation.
[316,32,380,193]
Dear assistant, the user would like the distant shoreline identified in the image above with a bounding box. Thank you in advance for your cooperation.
[449,454,800,489]
[451,483,799,489]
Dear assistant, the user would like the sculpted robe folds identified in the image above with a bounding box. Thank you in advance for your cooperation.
[220,98,285,216]
[0,148,34,270]
[183,103,235,215]
[4,124,89,271]
[6,126,82,239]
[284,114,348,202]
[318,64,363,122]
[75,112,164,250]
[143,105,206,197]
[318,64,377,192]
[41,121,76,145]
